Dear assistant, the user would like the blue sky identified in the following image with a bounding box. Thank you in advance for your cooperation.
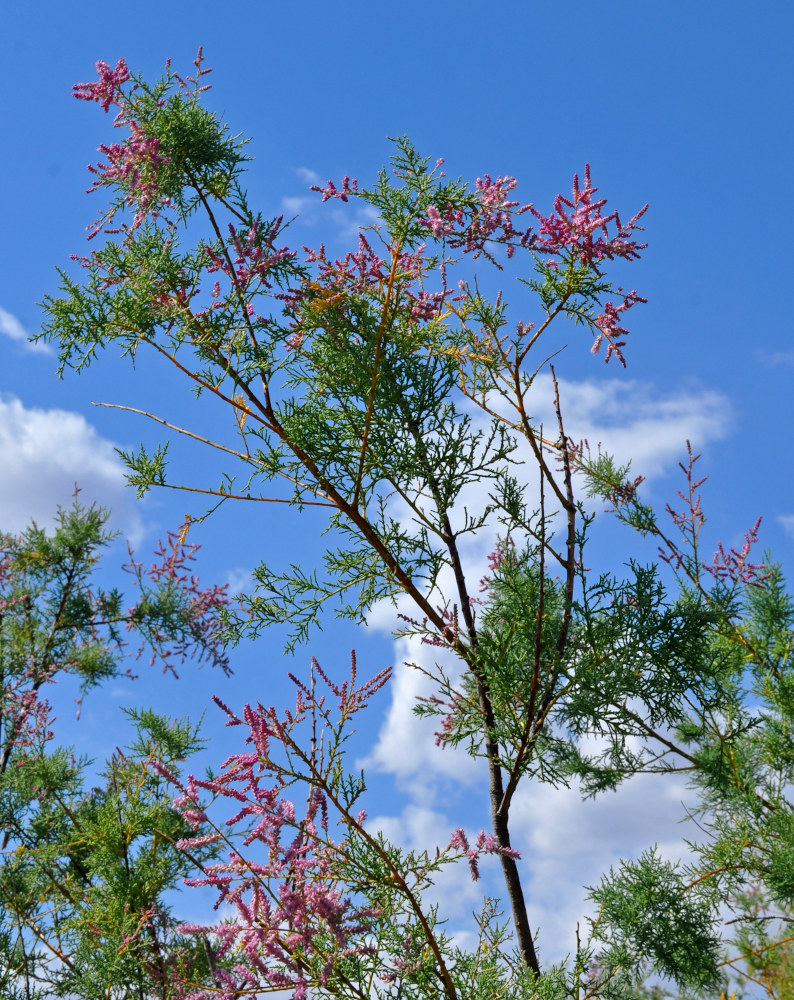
[2,0,793,968]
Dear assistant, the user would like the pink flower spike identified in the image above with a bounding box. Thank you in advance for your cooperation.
[420,203,455,238]
[529,165,648,270]
[449,827,520,880]
[449,827,469,852]
[149,760,180,785]
[704,516,771,587]
[285,331,305,351]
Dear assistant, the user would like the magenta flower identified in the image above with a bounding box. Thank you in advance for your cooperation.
[528,163,648,268]
[285,331,306,351]
[158,658,389,999]
[704,517,771,587]
[123,527,231,677]
[421,203,457,238]
[447,174,532,263]
[86,122,171,233]
[448,827,521,881]
[73,58,131,113]
[590,288,648,368]
[310,175,359,202]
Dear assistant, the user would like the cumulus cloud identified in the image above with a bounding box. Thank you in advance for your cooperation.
[513,772,699,963]
[528,373,731,483]
[0,306,52,354]
[0,394,143,537]
[362,629,480,797]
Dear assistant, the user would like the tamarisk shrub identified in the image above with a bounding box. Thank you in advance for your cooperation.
[35,49,794,999]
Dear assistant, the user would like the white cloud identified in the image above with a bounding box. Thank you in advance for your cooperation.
[281,168,322,221]
[225,566,253,596]
[282,195,312,216]
[779,514,794,541]
[362,630,480,797]
[295,166,321,186]
[329,203,381,240]
[366,802,485,931]
[0,394,143,537]
[0,306,52,354]
[368,803,452,852]
[512,773,699,963]
[527,373,731,483]
[280,185,381,241]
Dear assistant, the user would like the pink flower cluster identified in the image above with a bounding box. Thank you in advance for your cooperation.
[150,664,385,1000]
[479,536,517,592]
[604,472,646,510]
[305,233,386,296]
[659,445,708,574]
[310,175,359,202]
[591,288,648,368]
[86,122,171,232]
[409,289,447,321]
[470,174,528,254]
[422,203,460,238]
[704,517,771,588]
[74,59,176,237]
[414,689,468,746]
[658,443,770,589]
[528,163,648,268]
[73,58,131,114]
[4,687,55,762]
[449,828,521,881]
[205,219,295,292]
[300,234,452,330]
[73,52,221,237]
[421,175,531,262]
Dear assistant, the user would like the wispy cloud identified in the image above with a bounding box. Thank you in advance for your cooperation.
[0,306,52,354]
[765,350,794,366]
[295,166,321,186]
[779,514,794,540]
[225,566,253,595]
